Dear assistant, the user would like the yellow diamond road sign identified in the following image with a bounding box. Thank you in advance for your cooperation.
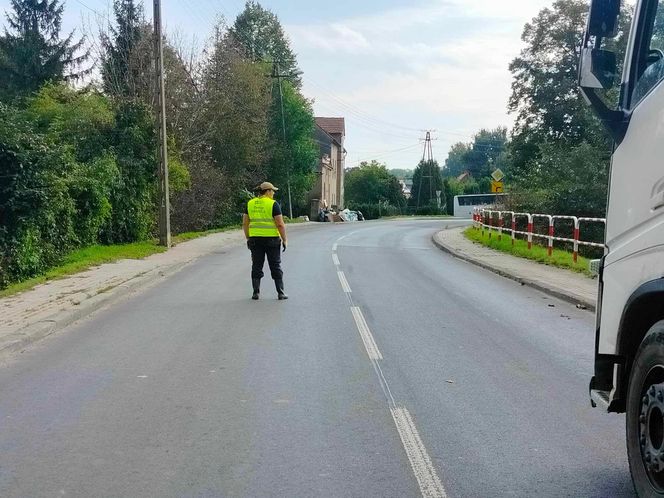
[491,181,504,193]
[491,168,505,182]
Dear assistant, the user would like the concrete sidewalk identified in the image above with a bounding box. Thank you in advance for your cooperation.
[0,224,315,359]
[433,227,598,311]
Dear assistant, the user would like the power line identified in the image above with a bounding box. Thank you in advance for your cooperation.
[314,100,419,141]
[306,78,513,144]
[307,78,423,133]
[349,142,422,166]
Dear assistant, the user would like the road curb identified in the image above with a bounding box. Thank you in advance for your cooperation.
[432,230,596,312]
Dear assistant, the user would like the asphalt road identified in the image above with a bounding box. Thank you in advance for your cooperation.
[0,219,634,497]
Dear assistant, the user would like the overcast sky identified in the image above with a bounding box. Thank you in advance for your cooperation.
[0,0,557,170]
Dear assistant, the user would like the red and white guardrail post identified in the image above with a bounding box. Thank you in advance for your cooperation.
[498,211,504,241]
[475,208,605,264]
[527,214,533,250]
[573,219,580,263]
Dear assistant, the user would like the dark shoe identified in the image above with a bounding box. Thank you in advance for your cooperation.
[252,278,261,300]
[275,279,288,300]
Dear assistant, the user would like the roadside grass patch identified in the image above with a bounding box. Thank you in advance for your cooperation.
[172,225,241,244]
[2,222,298,298]
[0,241,166,298]
[172,219,302,245]
[463,226,593,277]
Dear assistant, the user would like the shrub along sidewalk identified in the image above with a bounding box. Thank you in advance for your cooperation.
[0,242,167,299]
[0,219,308,298]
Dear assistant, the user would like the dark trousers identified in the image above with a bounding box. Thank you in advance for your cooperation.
[248,237,283,281]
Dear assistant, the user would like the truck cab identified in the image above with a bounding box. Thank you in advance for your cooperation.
[580,0,664,495]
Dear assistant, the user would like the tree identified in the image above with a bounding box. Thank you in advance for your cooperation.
[345,160,405,207]
[0,0,88,102]
[0,83,165,288]
[512,140,610,218]
[231,1,301,87]
[200,27,271,216]
[410,159,443,208]
[267,79,318,214]
[506,0,632,216]
[507,1,631,161]
[509,0,600,144]
[444,143,471,178]
[100,0,144,97]
[443,128,508,181]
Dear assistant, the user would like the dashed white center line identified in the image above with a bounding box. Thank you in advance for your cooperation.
[338,271,352,293]
[350,306,383,360]
[391,407,447,498]
[333,231,448,498]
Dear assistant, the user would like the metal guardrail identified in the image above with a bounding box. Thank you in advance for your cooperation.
[473,208,606,264]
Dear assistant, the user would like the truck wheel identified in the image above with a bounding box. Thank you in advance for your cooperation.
[627,321,664,497]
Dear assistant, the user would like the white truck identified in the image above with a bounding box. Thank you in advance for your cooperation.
[579,0,664,495]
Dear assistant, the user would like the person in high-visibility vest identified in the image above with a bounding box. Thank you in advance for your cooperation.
[243,182,288,300]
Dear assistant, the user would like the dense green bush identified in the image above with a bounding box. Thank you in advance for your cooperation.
[0,103,78,286]
[0,85,187,289]
[347,202,400,220]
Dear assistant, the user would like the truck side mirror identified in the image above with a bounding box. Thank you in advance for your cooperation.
[578,0,629,143]
[588,0,621,38]
[579,47,617,89]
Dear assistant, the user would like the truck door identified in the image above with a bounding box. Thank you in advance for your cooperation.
[600,0,664,355]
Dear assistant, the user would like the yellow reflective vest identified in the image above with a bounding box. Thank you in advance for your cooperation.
[247,197,280,237]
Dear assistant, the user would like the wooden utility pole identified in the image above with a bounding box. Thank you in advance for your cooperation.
[154,0,171,247]
[273,62,294,220]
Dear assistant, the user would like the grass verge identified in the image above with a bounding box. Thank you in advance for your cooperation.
[172,225,241,244]
[463,226,593,277]
[0,241,167,298]
[172,217,304,244]
[2,221,301,298]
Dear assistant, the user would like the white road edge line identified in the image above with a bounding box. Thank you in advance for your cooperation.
[332,254,340,266]
[338,271,352,293]
[391,407,447,498]
[350,306,383,360]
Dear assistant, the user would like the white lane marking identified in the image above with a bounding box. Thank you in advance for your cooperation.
[350,307,383,360]
[333,226,449,497]
[338,271,352,293]
[137,375,148,379]
[332,254,340,266]
[391,407,447,498]
[332,230,360,253]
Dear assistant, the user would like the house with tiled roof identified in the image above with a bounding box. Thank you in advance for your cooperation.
[309,117,346,220]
